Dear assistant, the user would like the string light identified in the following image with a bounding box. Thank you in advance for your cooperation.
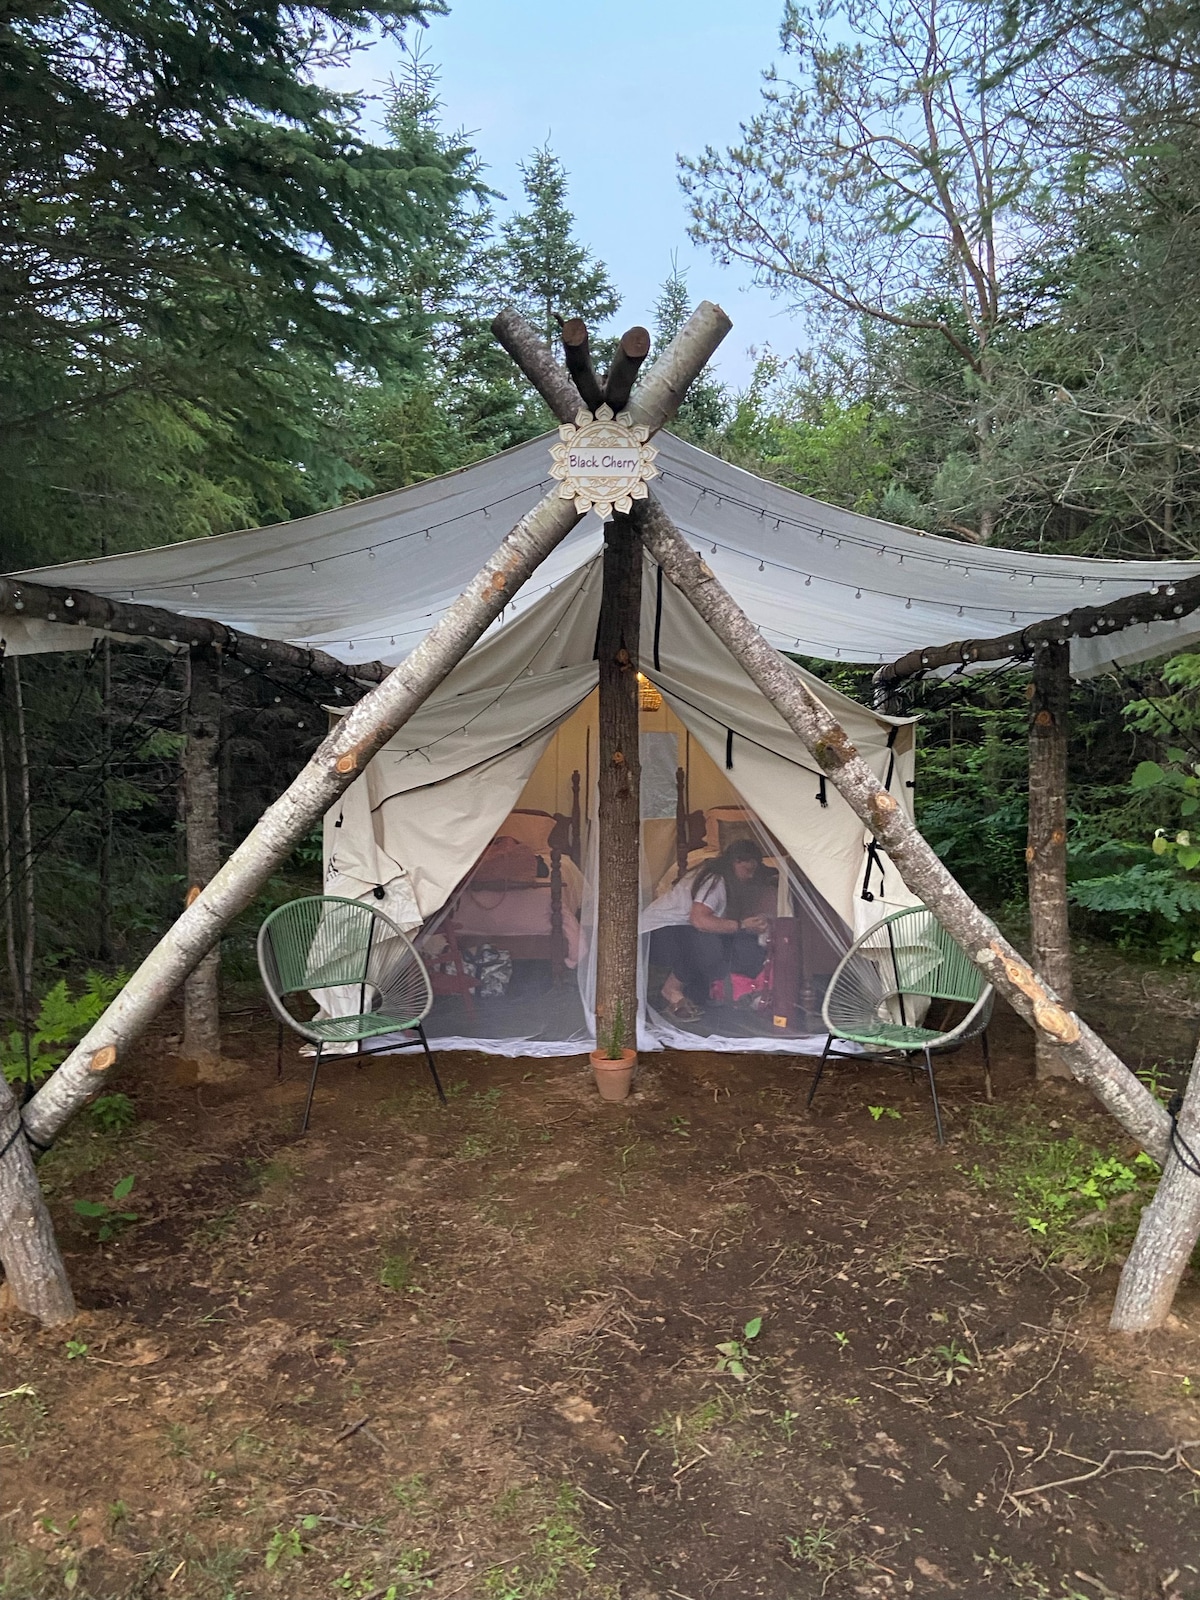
[190,586,198,600]
[711,542,717,554]
[805,575,812,586]
[759,560,765,572]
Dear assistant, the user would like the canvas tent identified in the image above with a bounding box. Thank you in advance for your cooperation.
[9,430,1200,1057]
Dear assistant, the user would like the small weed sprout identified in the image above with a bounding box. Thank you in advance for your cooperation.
[716,1315,763,1381]
[89,1093,136,1134]
[64,1339,89,1361]
[868,1105,901,1121]
[832,1330,850,1354]
[931,1340,973,1383]
[73,1174,137,1241]
[264,1516,319,1570]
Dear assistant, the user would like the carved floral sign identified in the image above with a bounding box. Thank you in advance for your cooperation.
[549,405,658,517]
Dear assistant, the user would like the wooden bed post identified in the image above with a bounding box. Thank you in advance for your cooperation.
[595,512,642,1049]
[1027,640,1074,1079]
[182,644,222,1069]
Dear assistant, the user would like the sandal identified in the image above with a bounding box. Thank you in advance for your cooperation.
[663,994,704,1021]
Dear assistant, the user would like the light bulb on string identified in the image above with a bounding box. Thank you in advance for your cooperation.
[368,549,376,560]
[854,588,861,599]
[758,560,765,572]
[905,597,912,609]
[805,575,812,586]
[190,586,198,600]
[774,518,781,531]
[711,542,717,554]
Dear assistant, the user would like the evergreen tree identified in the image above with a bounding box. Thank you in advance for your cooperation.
[0,0,473,564]
[651,259,726,441]
[497,145,619,348]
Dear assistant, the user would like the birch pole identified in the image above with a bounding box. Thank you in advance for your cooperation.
[1110,1044,1200,1331]
[182,645,222,1068]
[1027,641,1075,1080]
[630,494,1172,1162]
[0,300,732,1324]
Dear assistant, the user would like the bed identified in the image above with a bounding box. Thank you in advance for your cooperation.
[434,784,585,996]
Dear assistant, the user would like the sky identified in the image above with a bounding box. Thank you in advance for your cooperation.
[328,0,801,386]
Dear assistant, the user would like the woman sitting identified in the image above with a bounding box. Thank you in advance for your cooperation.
[643,838,773,1020]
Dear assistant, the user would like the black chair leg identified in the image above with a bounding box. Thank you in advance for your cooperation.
[807,1035,834,1107]
[923,1045,945,1145]
[418,1023,447,1105]
[301,1043,324,1134]
[981,1028,994,1103]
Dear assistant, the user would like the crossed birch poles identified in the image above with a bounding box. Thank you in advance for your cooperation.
[0,306,1195,1335]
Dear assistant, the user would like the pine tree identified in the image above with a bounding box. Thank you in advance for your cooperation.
[652,259,727,441]
[497,146,619,348]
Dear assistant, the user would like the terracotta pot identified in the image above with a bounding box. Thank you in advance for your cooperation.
[589,1047,636,1102]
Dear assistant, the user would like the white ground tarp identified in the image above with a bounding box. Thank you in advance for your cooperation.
[9,431,1200,676]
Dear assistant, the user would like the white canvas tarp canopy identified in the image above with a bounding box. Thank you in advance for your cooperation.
[9,430,1200,677]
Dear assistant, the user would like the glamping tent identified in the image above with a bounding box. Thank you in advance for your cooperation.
[10,430,1200,1057]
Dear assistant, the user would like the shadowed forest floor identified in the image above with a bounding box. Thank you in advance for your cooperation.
[2,944,1200,1600]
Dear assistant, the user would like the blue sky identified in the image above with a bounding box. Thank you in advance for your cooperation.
[329,0,800,385]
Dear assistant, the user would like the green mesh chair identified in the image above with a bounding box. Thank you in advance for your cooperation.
[257,895,446,1133]
[807,906,993,1143]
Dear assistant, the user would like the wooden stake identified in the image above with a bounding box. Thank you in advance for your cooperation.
[604,327,651,413]
[561,319,605,413]
[182,645,222,1068]
[631,492,1172,1161]
[595,513,642,1049]
[1027,641,1074,1080]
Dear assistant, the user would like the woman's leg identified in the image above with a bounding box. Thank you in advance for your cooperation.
[650,928,687,1008]
[730,930,767,980]
[673,926,730,1006]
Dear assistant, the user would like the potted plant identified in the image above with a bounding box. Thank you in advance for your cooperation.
[589,1000,636,1102]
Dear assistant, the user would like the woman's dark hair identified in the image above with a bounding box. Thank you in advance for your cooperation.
[692,837,766,913]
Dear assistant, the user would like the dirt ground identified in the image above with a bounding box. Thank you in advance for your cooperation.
[3,950,1200,1600]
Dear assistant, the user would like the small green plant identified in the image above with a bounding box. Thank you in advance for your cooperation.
[931,1340,973,1383]
[832,1329,850,1353]
[968,1107,1162,1264]
[73,1174,137,1241]
[483,1484,597,1598]
[602,999,627,1060]
[89,1093,137,1134]
[716,1315,763,1381]
[264,1517,319,1570]
[868,1105,901,1121]
[391,1473,429,1512]
[379,1247,417,1292]
[787,1523,840,1574]
[64,1339,89,1361]
[774,1406,800,1443]
[1,971,127,1085]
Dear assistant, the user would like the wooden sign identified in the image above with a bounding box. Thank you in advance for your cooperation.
[549,405,658,518]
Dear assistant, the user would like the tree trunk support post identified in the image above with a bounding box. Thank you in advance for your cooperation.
[182,645,222,1068]
[1027,640,1074,1080]
[595,513,642,1052]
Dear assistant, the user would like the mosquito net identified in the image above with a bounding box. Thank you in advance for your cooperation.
[403,691,900,1057]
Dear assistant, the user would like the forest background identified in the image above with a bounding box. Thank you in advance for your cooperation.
[4,0,1200,1076]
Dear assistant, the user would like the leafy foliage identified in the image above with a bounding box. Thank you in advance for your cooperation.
[1,971,125,1086]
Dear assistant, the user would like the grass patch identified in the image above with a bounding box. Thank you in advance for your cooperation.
[380,1244,419,1293]
[966,1106,1160,1265]
[485,1484,598,1598]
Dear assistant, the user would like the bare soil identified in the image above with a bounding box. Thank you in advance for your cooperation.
[3,956,1200,1600]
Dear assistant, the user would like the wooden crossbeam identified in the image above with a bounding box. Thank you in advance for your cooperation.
[876,571,1200,688]
[0,576,389,687]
